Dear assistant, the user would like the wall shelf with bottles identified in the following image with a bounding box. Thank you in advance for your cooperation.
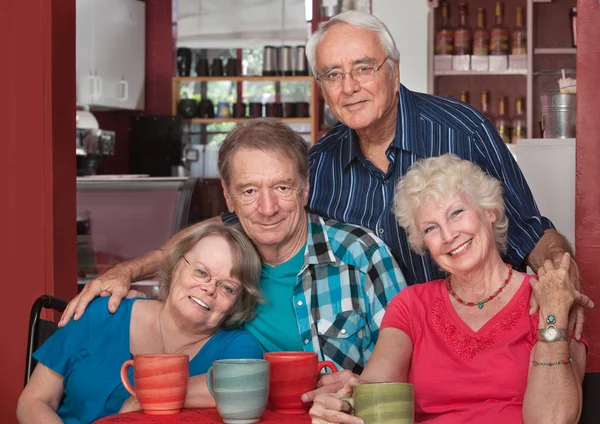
[429,0,578,141]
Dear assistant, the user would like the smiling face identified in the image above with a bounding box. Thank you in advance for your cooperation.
[316,24,400,131]
[222,148,309,263]
[414,192,497,277]
[167,235,241,331]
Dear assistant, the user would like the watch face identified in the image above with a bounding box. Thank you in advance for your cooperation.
[546,327,558,340]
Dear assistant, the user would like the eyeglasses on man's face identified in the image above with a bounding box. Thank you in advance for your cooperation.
[182,256,240,298]
[316,56,389,87]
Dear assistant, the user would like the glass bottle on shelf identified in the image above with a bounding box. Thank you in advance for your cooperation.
[454,3,472,55]
[496,96,512,144]
[490,1,509,55]
[473,8,490,56]
[511,96,527,144]
[511,7,527,55]
[435,1,454,55]
[480,91,493,121]
[460,90,470,104]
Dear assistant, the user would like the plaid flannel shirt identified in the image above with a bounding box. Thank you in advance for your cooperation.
[294,213,406,374]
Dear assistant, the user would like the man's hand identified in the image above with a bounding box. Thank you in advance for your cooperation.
[59,264,134,327]
[119,396,141,413]
[301,369,357,403]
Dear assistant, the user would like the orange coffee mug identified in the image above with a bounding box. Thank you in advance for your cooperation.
[264,351,338,413]
[120,353,189,415]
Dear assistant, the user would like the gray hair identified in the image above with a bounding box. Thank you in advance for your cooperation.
[306,10,400,77]
[394,154,509,255]
[157,222,262,329]
[218,118,309,189]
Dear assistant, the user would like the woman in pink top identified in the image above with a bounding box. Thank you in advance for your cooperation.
[309,154,593,424]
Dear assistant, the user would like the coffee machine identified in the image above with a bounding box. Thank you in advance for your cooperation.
[76,110,116,176]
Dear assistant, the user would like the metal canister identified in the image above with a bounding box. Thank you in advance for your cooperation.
[279,46,294,76]
[263,46,278,76]
[540,93,576,139]
[294,45,309,76]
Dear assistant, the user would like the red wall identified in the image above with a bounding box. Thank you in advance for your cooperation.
[576,0,600,372]
[0,0,77,421]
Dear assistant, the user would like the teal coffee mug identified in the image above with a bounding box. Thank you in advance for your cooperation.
[206,359,270,424]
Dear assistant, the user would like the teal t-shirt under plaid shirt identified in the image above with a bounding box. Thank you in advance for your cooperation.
[244,244,307,353]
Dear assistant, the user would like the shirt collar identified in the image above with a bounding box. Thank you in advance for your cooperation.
[340,84,425,168]
[397,84,426,157]
[303,213,338,267]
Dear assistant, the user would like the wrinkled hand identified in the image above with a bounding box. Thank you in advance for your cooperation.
[529,253,594,338]
[119,396,141,413]
[529,253,589,340]
[59,264,134,327]
[302,370,357,403]
[309,377,362,424]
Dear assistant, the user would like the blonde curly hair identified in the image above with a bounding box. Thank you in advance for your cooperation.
[394,154,508,255]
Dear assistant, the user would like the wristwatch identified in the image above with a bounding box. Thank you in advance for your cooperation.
[538,314,567,342]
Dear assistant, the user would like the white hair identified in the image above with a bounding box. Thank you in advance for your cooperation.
[394,154,509,255]
[306,10,400,77]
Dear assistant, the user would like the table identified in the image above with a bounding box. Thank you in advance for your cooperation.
[94,408,311,423]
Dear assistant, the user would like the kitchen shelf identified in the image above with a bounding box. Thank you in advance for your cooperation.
[172,75,317,143]
[434,69,528,76]
[189,118,312,125]
[174,76,314,83]
[534,48,576,55]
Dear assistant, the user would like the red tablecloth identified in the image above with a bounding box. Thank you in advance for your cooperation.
[94,408,311,423]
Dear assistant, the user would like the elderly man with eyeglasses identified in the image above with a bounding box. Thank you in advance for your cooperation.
[304,11,584,337]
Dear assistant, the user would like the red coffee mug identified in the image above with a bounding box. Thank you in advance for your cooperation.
[120,353,189,415]
[264,351,338,414]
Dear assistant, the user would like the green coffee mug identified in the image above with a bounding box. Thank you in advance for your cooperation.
[342,382,414,424]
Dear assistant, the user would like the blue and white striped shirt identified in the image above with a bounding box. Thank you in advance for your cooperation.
[308,84,553,286]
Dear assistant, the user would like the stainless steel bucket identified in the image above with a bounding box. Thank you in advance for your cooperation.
[541,93,576,139]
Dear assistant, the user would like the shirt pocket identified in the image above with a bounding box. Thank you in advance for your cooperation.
[316,310,366,373]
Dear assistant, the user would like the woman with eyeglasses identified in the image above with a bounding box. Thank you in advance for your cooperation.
[18,222,263,424]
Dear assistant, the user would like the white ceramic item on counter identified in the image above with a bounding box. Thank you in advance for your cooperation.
[204,143,221,178]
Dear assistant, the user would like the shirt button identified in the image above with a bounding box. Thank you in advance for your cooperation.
[383,179,389,184]
[340,328,347,335]
[304,339,310,345]
[297,300,303,306]
[378,228,385,234]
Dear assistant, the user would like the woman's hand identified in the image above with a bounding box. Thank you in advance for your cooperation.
[302,370,358,403]
[119,396,141,413]
[531,253,594,312]
[309,377,363,424]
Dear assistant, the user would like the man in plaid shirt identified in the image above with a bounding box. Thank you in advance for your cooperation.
[63,119,406,377]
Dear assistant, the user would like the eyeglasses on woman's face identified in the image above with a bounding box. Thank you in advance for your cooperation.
[182,256,241,298]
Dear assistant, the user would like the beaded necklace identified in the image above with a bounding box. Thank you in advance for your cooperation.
[445,264,513,309]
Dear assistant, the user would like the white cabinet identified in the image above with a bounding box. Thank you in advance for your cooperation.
[76,0,145,110]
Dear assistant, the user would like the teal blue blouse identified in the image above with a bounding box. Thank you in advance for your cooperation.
[33,297,262,424]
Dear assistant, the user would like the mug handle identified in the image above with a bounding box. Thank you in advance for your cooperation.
[317,360,338,374]
[206,365,215,398]
[120,360,136,398]
[340,396,354,410]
